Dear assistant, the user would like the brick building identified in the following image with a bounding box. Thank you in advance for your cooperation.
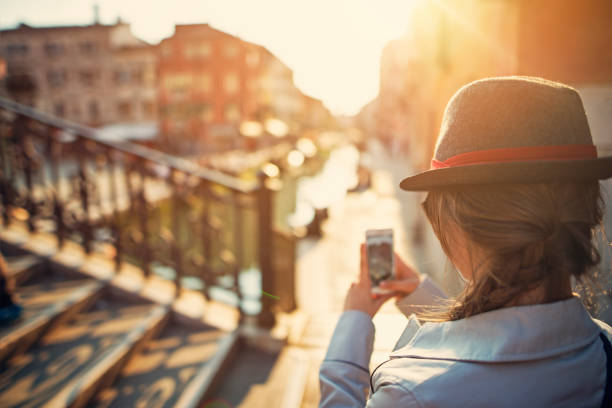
[0,19,157,127]
[158,24,261,152]
[157,24,331,154]
[0,19,331,151]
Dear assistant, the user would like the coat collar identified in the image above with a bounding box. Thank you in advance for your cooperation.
[390,296,602,362]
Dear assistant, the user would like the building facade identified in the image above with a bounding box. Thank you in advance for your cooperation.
[371,0,612,169]
[369,0,518,167]
[0,20,157,127]
[157,24,331,154]
[157,24,263,152]
[0,20,331,151]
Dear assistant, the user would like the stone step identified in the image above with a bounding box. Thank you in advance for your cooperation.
[0,295,168,408]
[238,347,310,408]
[0,278,104,364]
[93,317,239,408]
[208,342,281,407]
[206,343,311,408]
[3,254,45,286]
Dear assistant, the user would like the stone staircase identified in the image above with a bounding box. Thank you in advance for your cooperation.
[0,96,331,407]
[0,251,236,408]
[0,232,314,408]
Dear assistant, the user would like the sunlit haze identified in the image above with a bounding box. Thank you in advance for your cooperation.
[0,0,416,116]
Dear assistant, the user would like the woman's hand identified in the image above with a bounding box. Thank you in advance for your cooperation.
[343,243,395,318]
[379,250,421,298]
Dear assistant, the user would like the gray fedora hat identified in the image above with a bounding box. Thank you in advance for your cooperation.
[399,76,612,191]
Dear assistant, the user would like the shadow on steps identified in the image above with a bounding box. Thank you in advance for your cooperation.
[207,345,279,407]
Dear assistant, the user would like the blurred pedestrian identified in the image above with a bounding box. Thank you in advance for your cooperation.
[320,77,612,407]
[0,252,22,324]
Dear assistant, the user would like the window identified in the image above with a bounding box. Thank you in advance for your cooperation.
[114,70,130,85]
[163,73,192,89]
[80,70,97,87]
[6,44,29,56]
[224,42,239,58]
[53,101,65,117]
[160,104,170,117]
[202,105,214,122]
[185,41,212,58]
[142,67,155,85]
[80,41,98,54]
[163,73,192,99]
[173,120,186,133]
[224,103,240,122]
[47,69,67,87]
[195,73,212,93]
[142,100,155,117]
[44,43,64,57]
[118,101,132,119]
[194,104,214,122]
[133,69,144,85]
[223,73,239,94]
[89,101,99,120]
[246,51,260,68]
[163,102,189,120]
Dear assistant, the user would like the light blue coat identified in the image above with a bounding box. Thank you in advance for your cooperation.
[319,277,611,407]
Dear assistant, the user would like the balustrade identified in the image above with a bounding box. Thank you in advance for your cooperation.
[0,96,291,327]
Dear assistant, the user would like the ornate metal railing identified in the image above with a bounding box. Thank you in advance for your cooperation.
[0,96,286,327]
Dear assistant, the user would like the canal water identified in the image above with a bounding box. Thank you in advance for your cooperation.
[288,143,360,228]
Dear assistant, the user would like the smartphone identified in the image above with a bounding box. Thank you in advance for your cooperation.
[366,229,395,294]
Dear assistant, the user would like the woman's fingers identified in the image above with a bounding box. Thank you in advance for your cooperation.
[379,277,421,294]
[359,243,370,286]
[343,243,398,318]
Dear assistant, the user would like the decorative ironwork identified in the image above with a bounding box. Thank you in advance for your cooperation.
[0,96,288,328]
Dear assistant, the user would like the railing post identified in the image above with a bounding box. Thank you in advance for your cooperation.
[17,115,37,232]
[0,166,8,226]
[107,149,122,271]
[257,170,276,328]
[233,190,245,323]
[77,138,93,253]
[0,115,13,226]
[170,170,184,291]
[200,180,212,300]
[273,229,297,313]
[137,159,152,277]
[47,127,65,248]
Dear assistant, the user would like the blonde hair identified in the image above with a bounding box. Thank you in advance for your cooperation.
[422,182,605,321]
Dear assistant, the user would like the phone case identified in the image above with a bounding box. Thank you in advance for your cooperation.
[366,229,394,293]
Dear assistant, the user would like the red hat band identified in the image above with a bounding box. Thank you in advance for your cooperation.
[431,145,598,170]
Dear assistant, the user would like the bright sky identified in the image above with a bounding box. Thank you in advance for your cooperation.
[0,0,414,116]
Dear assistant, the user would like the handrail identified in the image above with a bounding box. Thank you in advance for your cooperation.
[0,96,258,194]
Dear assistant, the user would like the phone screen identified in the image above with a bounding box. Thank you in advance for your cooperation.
[366,229,394,287]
